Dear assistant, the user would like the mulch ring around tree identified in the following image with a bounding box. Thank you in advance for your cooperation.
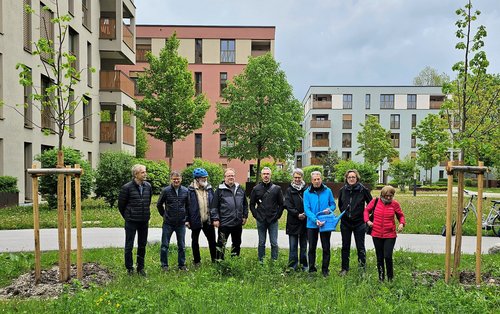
[0,262,113,300]
[413,270,499,287]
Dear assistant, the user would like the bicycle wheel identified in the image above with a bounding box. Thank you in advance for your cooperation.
[492,215,500,237]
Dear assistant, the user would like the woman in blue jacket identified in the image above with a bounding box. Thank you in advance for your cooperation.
[303,171,336,277]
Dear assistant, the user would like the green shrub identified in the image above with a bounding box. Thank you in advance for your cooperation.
[335,160,378,187]
[0,176,19,193]
[35,147,94,209]
[302,165,323,183]
[135,158,170,194]
[95,151,135,207]
[258,161,292,183]
[181,159,224,187]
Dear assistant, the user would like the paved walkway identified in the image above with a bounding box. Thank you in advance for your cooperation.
[0,228,498,254]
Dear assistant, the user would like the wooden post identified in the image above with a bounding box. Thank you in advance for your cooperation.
[65,166,72,279]
[75,165,83,279]
[56,150,67,281]
[476,161,484,285]
[32,164,41,284]
[445,161,453,283]
[453,165,465,278]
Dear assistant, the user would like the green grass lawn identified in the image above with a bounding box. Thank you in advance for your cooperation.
[1,192,498,237]
[1,245,499,313]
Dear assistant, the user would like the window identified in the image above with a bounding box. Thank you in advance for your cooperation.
[69,27,79,71]
[390,114,400,129]
[195,39,202,64]
[68,0,74,15]
[220,72,227,96]
[136,44,151,62]
[194,133,202,158]
[365,114,379,123]
[342,151,352,160]
[342,114,352,129]
[391,133,400,148]
[87,152,92,168]
[219,134,233,157]
[407,94,417,109]
[220,39,235,63]
[342,133,352,148]
[129,71,143,95]
[41,75,55,131]
[23,68,33,127]
[82,0,90,29]
[82,96,92,141]
[380,94,394,109]
[365,94,371,109]
[87,42,92,86]
[411,114,417,128]
[411,134,416,148]
[40,3,54,62]
[343,94,352,109]
[195,72,202,95]
[23,0,32,52]
[0,53,2,120]
[68,89,75,137]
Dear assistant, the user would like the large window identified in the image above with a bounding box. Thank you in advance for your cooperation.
[407,94,417,109]
[220,39,235,63]
[68,27,79,71]
[23,68,33,127]
[195,72,202,95]
[343,94,352,109]
[23,0,32,52]
[390,114,400,129]
[41,75,55,131]
[83,96,92,141]
[342,114,352,129]
[195,39,202,64]
[411,134,416,148]
[380,94,394,109]
[342,151,352,160]
[365,94,371,109]
[87,42,92,86]
[136,44,151,62]
[411,114,417,128]
[220,72,227,96]
[194,133,202,158]
[40,2,54,62]
[0,53,3,119]
[342,133,352,148]
[391,133,400,148]
[82,0,90,29]
[219,134,233,157]
[68,89,75,137]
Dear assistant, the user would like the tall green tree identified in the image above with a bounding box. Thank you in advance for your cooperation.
[135,118,149,158]
[215,53,303,182]
[441,0,500,165]
[388,157,417,192]
[356,116,398,182]
[413,114,450,183]
[413,66,450,86]
[319,149,340,182]
[135,33,210,169]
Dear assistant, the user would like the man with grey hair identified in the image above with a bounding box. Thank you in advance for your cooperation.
[250,166,284,262]
[118,164,153,276]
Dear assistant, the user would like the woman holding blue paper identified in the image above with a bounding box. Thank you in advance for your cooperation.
[303,171,336,277]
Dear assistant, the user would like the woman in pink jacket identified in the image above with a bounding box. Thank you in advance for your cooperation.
[364,186,406,281]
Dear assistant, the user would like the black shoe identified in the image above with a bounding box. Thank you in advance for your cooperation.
[322,271,330,277]
[161,266,169,272]
[338,269,348,276]
[137,269,147,277]
[127,269,134,276]
[179,266,188,271]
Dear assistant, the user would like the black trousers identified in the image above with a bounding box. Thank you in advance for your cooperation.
[340,222,367,271]
[191,221,217,263]
[216,225,242,260]
[307,228,331,274]
[372,237,396,281]
[124,220,149,271]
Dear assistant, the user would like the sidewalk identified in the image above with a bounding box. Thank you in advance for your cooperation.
[0,228,498,254]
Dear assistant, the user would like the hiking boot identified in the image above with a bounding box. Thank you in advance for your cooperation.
[127,269,134,276]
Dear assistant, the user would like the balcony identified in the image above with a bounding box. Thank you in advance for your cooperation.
[310,120,331,128]
[310,157,322,165]
[100,17,116,39]
[100,70,135,98]
[312,139,329,147]
[123,124,134,146]
[430,100,443,109]
[99,17,135,65]
[100,121,117,143]
[312,101,332,109]
[122,23,134,50]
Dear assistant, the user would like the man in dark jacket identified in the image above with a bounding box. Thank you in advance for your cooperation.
[210,168,248,260]
[157,171,190,271]
[186,168,216,265]
[250,167,284,262]
[118,164,153,276]
[338,169,373,275]
[284,168,308,271]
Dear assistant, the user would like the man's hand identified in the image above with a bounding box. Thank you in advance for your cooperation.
[242,218,247,225]
[213,221,220,228]
[185,222,190,229]
[298,213,305,220]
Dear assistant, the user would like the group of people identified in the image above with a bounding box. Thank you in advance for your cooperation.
[118,164,406,281]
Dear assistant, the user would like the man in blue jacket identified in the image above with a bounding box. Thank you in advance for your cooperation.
[303,171,336,277]
[157,171,190,271]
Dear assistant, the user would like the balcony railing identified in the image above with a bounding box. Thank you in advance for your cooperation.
[100,17,116,39]
[123,23,134,50]
[100,70,135,98]
[310,157,322,165]
[312,101,331,109]
[312,139,329,147]
[123,125,134,146]
[430,100,443,109]
[100,121,117,143]
[311,120,331,128]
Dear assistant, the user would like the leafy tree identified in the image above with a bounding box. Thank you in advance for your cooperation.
[95,152,135,207]
[135,33,210,169]
[413,114,450,183]
[319,150,340,182]
[441,0,500,165]
[356,116,398,182]
[215,53,304,182]
[135,119,149,158]
[388,157,417,192]
[413,66,450,86]
[334,160,378,188]
[181,159,224,188]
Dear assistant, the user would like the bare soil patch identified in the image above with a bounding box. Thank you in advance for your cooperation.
[0,262,112,299]
[413,270,499,287]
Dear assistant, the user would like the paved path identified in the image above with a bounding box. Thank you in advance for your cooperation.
[0,228,498,254]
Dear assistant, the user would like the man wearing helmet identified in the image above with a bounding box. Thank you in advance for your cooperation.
[186,168,217,265]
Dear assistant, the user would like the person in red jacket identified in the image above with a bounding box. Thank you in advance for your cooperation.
[364,185,405,281]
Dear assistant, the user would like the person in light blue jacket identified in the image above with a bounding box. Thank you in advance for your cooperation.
[303,171,336,277]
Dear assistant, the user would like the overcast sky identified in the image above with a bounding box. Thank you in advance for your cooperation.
[135,0,500,100]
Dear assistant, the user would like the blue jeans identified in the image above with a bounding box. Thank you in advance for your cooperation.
[288,232,308,270]
[256,220,279,261]
[160,223,186,268]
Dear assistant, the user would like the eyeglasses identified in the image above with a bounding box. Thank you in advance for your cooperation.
[347,176,357,179]
[383,194,394,197]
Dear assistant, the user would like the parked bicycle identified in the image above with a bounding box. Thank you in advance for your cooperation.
[441,189,500,237]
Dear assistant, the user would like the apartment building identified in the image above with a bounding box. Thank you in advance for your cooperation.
[298,86,447,183]
[119,25,276,183]
[0,0,136,202]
